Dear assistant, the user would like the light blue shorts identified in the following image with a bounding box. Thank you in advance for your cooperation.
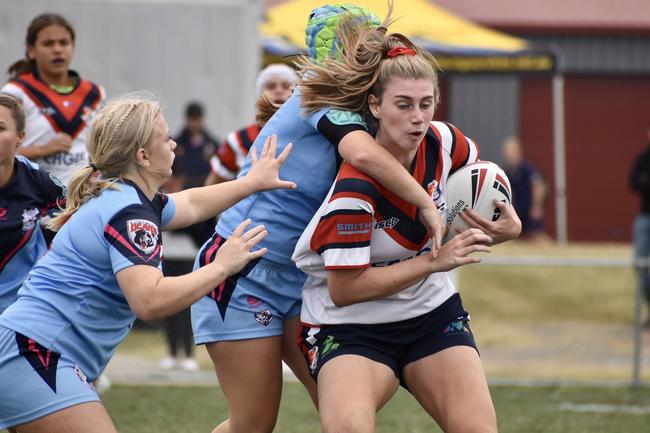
[191,233,306,344]
[0,325,99,430]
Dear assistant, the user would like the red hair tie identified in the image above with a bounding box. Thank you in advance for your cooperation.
[386,47,417,58]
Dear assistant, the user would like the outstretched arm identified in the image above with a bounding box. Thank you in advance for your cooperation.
[118,220,267,321]
[165,135,295,231]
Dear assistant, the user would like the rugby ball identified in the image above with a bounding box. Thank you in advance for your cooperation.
[443,161,512,243]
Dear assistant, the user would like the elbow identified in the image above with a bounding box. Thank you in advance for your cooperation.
[345,148,374,171]
[328,284,352,308]
[131,302,162,322]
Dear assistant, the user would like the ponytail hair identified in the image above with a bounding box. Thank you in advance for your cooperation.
[297,11,439,115]
[7,13,76,80]
[49,94,161,231]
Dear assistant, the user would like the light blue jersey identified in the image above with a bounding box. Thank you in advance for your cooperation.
[0,181,175,381]
[216,89,367,266]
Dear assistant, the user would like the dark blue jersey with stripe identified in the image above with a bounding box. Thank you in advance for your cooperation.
[0,156,66,312]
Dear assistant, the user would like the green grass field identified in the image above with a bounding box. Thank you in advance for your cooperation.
[100,382,650,433]
[4,241,649,433]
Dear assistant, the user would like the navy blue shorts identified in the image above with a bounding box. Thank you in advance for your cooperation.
[298,293,478,387]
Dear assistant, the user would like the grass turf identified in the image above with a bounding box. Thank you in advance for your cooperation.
[96,382,650,433]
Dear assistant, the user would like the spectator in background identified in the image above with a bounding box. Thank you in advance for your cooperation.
[2,13,105,247]
[174,102,219,189]
[2,13,105,186]
[502,136,549,242]
[629,123,650,328]
[205,63,297,185]
[174,102,220,247]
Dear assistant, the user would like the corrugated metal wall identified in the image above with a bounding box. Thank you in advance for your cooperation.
[528,35,650,74]
[446,74,520,163]
[0,0,261,136]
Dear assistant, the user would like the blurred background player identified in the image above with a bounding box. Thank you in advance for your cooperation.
[501,135,549,242]
[0,93,66,313]
[2,13,105,185]
[2,13,105,248]
[158,102,221,371]
[206,63,297,185]
[629,123,650,328]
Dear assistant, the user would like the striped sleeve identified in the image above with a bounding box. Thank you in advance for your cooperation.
[310,175,378,270]
[433,121,480,173]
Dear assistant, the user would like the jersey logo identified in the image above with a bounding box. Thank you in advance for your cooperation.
[127,219,159,254]
[427,180,446,212]
[21,208,40,231]
[375,216,399,230]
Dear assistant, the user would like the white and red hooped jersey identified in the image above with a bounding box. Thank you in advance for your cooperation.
[2,71,105,184]
[209,123,261,181]
[292,121,479,325]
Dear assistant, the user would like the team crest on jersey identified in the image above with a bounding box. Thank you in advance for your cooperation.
[126,219,159,254]
[254,309,273,326]
[427,180,446,212]
[21,208,40,231]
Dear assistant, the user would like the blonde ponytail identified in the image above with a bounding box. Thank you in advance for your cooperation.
[48,167,119,231]
[49,94,162,230]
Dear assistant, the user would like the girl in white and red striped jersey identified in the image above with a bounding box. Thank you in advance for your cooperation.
[293,24,521,433]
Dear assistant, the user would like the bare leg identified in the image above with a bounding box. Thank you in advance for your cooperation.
[281,316,318,406]
[403,346,497,433]
[207,336,284,433]
[14,401,117,433]
[318,355,399,433]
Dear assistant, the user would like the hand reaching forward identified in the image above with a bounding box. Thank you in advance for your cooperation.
[459,200,522,244]
[214,219,268,276]
[244,134,297,192]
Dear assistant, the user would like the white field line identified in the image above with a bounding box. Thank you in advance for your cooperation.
[559,402,650,415]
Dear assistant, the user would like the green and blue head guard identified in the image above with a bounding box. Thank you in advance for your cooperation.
[305,4,381,63]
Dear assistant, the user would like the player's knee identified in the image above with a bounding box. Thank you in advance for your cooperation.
[446,418,498,433]
[229,412,278,433]
[321,411,374,433]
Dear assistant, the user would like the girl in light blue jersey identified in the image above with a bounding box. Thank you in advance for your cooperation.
[191,4,446,433]
[0,94,295,433]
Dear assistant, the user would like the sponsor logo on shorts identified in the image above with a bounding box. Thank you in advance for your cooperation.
[74,365,95,390]
[254,309,273,326]
[321,335,340,356]
[443,319,470,335]
[308,346,319,373]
